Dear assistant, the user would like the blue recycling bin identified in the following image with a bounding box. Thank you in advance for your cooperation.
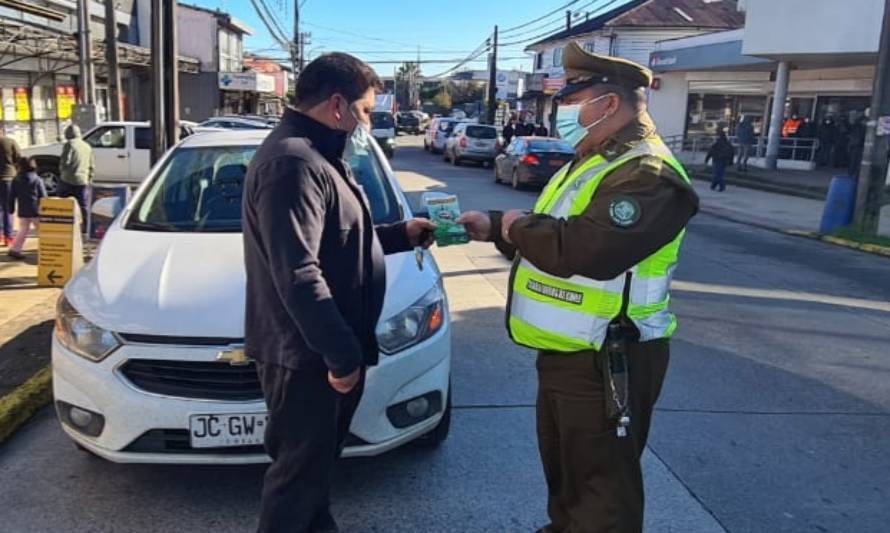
[819,175,857,234]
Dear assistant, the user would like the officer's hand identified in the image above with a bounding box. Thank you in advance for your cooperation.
[328,368,360,394]
[501,209,528,244]
[457,211,492,241]
[406,218,437,248]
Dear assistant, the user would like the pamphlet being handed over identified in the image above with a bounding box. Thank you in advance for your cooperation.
[423,194,470,247]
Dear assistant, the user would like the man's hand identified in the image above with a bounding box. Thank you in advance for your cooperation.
[328,368,361,394]
[406,218,437,248]
[500,209,528,244]
[457,211,492,241]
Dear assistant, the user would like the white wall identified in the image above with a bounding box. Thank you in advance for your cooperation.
[648,71,688,138]
[743,0,884,56]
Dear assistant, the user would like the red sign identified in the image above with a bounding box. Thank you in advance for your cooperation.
[543,76,566,95]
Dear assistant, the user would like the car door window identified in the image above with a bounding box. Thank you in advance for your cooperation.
[134,127,151,150]
[85,126,126,149]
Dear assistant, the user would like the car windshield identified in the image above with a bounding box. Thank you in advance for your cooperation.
[466,126,497,139]
[438,121,457,133]
[371,112,395,129]
[528,140,575,153]
[126,144,401,233]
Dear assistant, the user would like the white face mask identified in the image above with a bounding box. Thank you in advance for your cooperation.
[338,100,372,153]
[555,93,615,148]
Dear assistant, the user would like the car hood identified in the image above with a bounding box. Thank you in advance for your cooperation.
[21,141,64,157]
[66,227,440,339]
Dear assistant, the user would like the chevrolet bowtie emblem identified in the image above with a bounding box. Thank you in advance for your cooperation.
[217,344,250,366]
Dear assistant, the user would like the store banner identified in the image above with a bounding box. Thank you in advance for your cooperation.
[56,86,76,119]
[14,87,30,121]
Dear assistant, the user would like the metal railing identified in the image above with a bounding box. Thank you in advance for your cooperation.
[662,134,821,165]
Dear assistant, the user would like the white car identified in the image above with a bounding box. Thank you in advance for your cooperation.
[424,118,462,155]
[52,129,453,464]
[22,121,195,194]
[197,117,275,130]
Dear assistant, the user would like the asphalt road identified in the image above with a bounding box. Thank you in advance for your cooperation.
[2,135,889,533]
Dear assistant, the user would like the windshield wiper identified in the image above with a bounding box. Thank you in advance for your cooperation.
[126,220,178,232]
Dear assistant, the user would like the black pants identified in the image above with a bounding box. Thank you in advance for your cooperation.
[536,340,670,533]
[58,181,88,232]
[256,361,365,533]
[0,179,13,239]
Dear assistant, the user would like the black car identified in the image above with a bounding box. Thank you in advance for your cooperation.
[397,112,422,134]
[494,137,575,189]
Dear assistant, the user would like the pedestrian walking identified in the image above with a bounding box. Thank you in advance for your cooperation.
[459,42,698,533]
[736,115,755,171]
[503,119,516,147]
[58,124,94,230]
[535,123,549,137]
[0,129,22,247]
[817,117,837,168]
[7,157,47,260]
[242,53,435,533]
[706,130,735,192]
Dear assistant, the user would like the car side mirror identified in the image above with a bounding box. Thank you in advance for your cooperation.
[91,196,122,219]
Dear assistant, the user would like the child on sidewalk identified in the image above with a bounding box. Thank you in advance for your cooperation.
[8,157,47,260]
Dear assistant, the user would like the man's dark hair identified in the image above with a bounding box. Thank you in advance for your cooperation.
[294,53,382,108]
[18,156,36,172]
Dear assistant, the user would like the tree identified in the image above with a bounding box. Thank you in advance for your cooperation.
[396,61,422,109]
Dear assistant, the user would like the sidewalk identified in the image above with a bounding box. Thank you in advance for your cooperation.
[694,181,890,239]
[0,233,60,443]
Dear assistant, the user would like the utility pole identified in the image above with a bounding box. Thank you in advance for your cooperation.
[292,0,300,76]
[76,0,95,105]
[150,0,165,164]
[162,0,179,149]
[300,32,307,70]
[104,0,123,120]
[854,0,890,234]
[487,26,498,125]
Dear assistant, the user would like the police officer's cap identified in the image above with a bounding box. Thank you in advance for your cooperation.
[555,41,653,100]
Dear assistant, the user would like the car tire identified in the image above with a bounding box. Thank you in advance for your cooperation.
[512,169,522,190]
[417,387,452,447]
[38,166,60,197]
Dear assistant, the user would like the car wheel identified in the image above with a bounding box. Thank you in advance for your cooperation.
[38,167,60,197]
[512,169,522,190]
[417,387,452,447]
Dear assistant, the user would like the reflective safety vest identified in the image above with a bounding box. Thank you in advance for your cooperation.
[508,136,691,353]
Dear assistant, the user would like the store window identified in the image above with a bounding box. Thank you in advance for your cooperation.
[552,47,563,68]
[686,93,767,138]
[219,28,243,72]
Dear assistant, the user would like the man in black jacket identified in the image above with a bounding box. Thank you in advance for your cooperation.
[242,53,435,533]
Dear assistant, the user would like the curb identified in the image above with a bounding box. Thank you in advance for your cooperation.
[689,172,826,200]
[0,366,52,445]
[784,230,890,258]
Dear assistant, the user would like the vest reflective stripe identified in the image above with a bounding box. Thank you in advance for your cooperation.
[508,135,691,352]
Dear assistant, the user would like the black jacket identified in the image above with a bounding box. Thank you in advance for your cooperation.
[706,138,735,165]
[9,171,47,218]
[242,109,412,377]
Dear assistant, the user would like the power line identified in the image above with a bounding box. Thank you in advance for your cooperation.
[499,0,624,47]
[249,0,290,50]
[258,0,290,42]
[500,0,583,34]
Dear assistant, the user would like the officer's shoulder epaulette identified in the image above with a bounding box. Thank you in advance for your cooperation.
[635,155,663,176]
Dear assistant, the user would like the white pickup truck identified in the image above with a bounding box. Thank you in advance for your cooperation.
[23,121,195,195]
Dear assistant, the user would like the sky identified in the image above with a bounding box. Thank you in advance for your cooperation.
[190,0,633,77]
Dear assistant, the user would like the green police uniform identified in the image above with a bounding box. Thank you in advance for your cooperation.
[489,42,699,533]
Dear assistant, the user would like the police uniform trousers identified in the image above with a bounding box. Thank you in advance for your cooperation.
[255,361,366,533]
[536,339,670,533]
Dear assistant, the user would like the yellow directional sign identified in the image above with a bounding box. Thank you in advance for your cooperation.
[38,197,83,288]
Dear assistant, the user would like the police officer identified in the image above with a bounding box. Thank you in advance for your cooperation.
[459,42,699,532]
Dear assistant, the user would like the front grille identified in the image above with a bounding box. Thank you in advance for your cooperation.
[124,429,265,455]
[118,333,244,346]
[119,359,263,401]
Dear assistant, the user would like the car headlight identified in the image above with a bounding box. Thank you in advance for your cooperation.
[376,283,445,355]
[385,137,396,145]
[55,295,121,362]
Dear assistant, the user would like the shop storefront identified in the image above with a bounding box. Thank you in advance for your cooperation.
[218,71,276,116]
[0,71,78,148]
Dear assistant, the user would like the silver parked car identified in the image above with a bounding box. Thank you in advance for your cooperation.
[444,123,500,167]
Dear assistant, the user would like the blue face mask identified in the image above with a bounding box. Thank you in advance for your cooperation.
[555,93,614,148]
[340,101,372,154]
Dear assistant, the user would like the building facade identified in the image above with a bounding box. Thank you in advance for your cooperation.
[523,0,745,130]
[648,0,881,170]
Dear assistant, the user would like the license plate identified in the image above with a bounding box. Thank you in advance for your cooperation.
[475,141,489,148]
[189,412,268,448]
[549,160,565,167]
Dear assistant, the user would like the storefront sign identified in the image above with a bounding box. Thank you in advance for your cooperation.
[38,197,84,287]
[14,87,30,121]
[543,76,566,95]
[218,72,276,93]
[56,86,77,119]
